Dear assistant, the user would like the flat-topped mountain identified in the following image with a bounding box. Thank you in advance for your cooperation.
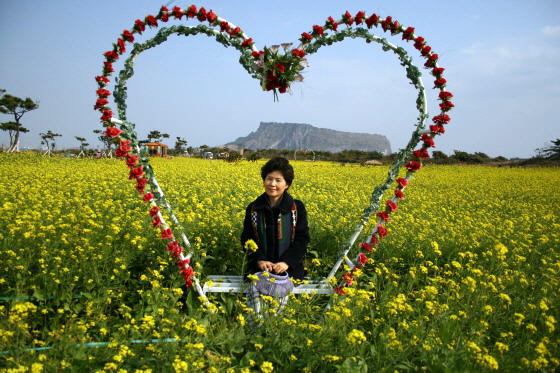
[227,122,391,153]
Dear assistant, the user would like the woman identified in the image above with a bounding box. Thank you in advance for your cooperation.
[241,157,310,281]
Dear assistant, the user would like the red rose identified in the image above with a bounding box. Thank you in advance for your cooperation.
[178,258,190,268]
[152,216,162,227]
[334,285,346,296]
[402,27,415,41]
[241,38,253,48]
[439,91,453,100]
[434,78,447,88]
[413,148,430,159]
[94,98,108,109]
[279,85,288,94]
[95,76,110,85]
[122,30,134,42]
[173,6,183,19]
[115,38,126,53]
[413,36,425,50]
[301,32,313,42]
[129,165,143,179]
[342,272,353,285]
[126,154,139,168]
[206,10,217,23]
[390,21,401,35]
[358,252,368,266]
[275,62,285,72]
[405,161,422,172]
[149,205,159,217]
[421,134,435,147]
[115,149,128,158]
[432,114,451,124]
[220,21,230,33]
[355,11,366,25]
[159,6,169,22]
[360,242,373,253]
[326,16,338,31]
[161,12,169,22]
[377,225,388,238]
[439,101,455,111]
[103,62,114,73]
[376,211,390,222]
[96,89,111,97]
[421,46,432,57]
[167,241,183,259]
[136,177,148,192]
[145,15,158,28]
[292,49,306,57]
[432,67,445,76]
[143,192,154,202]
[343,11,354,26]
[180,265,193,278]
[186,5,197,18]
[371,235,379,247]
[430,124,446,134]
[134,19,145,33]
[312,25,324,35]
[396,177,408,188]
[381,19,389,32]
[119,140,132,151]
[424,54,439,68]
[230,27,241,38]
[394,189,405,200]
[197,7,208,22]
[104,51,119,62]
[365,14,379,28]
[184,278,193,288]
[161,228,174,239]
[387,200,398,212]
[103,126,121,138]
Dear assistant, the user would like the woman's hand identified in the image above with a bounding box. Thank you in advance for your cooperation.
[257,260,274,272]
[272,261,289,274]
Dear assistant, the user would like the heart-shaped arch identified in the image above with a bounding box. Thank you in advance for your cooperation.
[93,6,454,301]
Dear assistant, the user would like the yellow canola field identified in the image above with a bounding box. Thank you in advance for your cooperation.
[0,154,558,371]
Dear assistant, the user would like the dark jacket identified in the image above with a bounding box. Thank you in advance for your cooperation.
[241,191,310,280]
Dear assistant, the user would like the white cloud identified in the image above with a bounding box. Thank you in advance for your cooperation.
[541,25,560,38]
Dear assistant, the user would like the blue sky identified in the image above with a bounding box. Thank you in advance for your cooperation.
[0,0,559,158]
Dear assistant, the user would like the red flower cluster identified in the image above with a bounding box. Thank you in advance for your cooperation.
[167,240,184,259]
[116,140,132,158]
[178,259,194,287]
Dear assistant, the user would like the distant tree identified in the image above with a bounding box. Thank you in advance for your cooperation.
[541,138,560,158]
[493,156,508,162]
[146,130,170,143]
[247,152,261,162]
[39,130,61,151]
[75,136,89,151]
[432,150,448,159]
[0,89,39,151]
[147,130,161,142]
[173,137,188,155]
[225,150,241,162]
[1,122,29,150]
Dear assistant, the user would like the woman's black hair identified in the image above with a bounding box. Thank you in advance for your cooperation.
[261,157,294,186]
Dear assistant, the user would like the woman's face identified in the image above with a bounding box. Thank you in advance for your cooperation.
[263,171,289,200]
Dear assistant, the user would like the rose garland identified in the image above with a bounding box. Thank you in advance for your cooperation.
[93,7,453,301]
[284,11,454,295]
[94,6,259,300]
